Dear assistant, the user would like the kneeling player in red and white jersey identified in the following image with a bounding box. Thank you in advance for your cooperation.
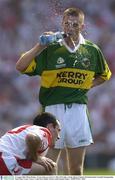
[0,112,61,175]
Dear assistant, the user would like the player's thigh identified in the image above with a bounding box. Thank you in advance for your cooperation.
[47,148,61,162]
[67,147,86,168]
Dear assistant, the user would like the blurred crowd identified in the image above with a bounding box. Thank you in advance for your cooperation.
[0,0,115,169]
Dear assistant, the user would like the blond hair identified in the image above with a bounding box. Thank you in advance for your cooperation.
[63,7,84,23]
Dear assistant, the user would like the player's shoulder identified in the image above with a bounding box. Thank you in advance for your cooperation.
[32,125,48,133]
[48,42,60,49]
[84,39,100,50]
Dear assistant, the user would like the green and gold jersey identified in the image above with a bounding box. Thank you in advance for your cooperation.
[22,40,111,106]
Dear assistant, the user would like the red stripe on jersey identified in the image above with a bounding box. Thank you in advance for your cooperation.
[40,127,52,146]
[7,125,32,134]
[16,157,32,169]
[0,152,11,175]
[38,146,48,154]
[37,127,52,154]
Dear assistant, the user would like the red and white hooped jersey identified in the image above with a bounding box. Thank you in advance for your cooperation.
[0,125,52,158]
[0,125,52,175]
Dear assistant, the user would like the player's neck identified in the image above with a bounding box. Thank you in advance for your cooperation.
[71,34,80,45]
[64,35,79,49]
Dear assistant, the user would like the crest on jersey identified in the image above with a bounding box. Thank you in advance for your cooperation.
[57,57,65,64]
[81,58,90,68]
[56,57,66,68]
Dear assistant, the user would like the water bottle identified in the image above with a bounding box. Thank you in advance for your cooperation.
[39,32,64,45]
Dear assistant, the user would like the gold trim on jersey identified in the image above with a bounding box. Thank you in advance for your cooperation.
[100,63,112,80]
[21,59,36,73]
[41,68,95,89]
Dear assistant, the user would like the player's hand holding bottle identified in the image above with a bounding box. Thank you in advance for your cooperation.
[39,31,63,45]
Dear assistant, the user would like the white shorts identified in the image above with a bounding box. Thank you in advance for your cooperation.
[45,103,93,149]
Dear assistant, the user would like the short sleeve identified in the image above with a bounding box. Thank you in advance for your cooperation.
[95,48,112,80]
[21,48,47,76]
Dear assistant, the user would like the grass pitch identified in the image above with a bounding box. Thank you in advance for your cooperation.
[84,168,115,175]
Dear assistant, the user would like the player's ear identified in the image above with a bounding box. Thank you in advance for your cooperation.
[80,24,85,31]
[46,123,54,130]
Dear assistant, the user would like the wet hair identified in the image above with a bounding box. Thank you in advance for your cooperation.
[33,112,58,128]
[63,7,84,23]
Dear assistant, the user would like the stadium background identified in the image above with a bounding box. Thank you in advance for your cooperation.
[0,0,115,175]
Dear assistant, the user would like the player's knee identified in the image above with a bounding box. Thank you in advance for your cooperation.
[46,163,57,175]
[70,165,83,175]
[47,165,57,175]
[29,161,57,175]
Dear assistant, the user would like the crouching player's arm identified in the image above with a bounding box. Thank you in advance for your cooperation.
[26,133,56,175]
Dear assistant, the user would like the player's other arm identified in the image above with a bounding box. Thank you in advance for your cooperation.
[26,133,56,172]
[92,75,106,88]
[16,43,47,72]
[92,63,112,88]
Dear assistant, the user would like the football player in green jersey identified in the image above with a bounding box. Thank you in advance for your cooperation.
[16,7,111,175]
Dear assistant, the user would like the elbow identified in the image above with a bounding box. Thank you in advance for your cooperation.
[16,63,22,72]
[15,62,21,72]
[16,61,26,72]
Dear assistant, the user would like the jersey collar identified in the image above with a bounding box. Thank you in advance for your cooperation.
[59,33,85,53]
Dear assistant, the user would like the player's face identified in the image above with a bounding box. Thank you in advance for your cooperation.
[49,120,61,147]
[62,15,84,37]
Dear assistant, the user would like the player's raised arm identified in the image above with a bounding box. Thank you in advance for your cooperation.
[16,31,63,73]
[16,43,47,72]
